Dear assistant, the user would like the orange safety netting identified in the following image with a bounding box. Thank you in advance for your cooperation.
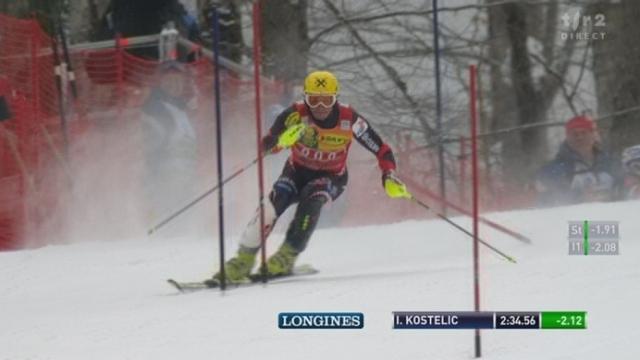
[0,13,290,249]
[0,14,66,250]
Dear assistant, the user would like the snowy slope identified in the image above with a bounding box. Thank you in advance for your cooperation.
[1,200,639,360]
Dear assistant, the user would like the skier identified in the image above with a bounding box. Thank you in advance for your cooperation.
[535,115,622,206]
[621,144,640,199]
[213,70,411,283]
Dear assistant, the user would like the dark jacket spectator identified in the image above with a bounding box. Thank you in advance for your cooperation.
[98,0,201,60]
[621,144,640,199]
[535,115,622,206]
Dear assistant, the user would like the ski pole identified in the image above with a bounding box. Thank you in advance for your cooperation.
[410,196,517,263]
[147,156,261,235]
[402,176,531,244]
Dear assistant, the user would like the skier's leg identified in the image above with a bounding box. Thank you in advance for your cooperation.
[267,172,347,275]
[213,164,299,282]
[237,163,299,252]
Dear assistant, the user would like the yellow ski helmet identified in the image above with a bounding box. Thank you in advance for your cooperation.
[304,71,339,95]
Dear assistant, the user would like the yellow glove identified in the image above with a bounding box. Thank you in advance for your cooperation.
[383,171,412,199]
[277,123,307,149]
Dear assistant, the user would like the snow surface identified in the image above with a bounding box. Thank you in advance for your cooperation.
[1,200,639,360]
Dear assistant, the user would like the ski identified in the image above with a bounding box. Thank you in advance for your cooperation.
[167,264,318,293]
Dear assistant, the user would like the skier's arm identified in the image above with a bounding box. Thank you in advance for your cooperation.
[351,114,396,172]
[352,113,410,198]
[262,106,302,153]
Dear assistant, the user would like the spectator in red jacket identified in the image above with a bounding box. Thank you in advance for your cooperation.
[535,115,622,206]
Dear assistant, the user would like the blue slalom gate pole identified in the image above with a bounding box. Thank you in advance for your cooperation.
[432,0,447,215]
[211,7,227,290]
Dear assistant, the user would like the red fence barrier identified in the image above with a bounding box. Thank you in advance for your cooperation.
[0,14,63,249]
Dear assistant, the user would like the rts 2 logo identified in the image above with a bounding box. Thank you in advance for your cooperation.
[560,11,606,41]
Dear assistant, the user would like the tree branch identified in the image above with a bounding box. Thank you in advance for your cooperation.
[321,0,437,143]
[311,0,575,46]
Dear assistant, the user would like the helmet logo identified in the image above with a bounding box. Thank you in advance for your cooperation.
[315,78,327,88]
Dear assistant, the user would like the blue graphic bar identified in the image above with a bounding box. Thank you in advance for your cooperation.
[393,311,494,329]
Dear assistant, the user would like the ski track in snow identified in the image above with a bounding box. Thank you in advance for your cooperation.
[1,201,639,359]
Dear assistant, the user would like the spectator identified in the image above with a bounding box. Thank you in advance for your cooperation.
[141,61,198,225]
[535,115,622,206]
[621,145,640,199]
[99,0,201,60]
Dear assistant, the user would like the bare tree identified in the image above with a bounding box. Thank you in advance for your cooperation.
[200,0,244,63]
[71,0,111,42]
[499,2,579,184]
[592,0,640,155]
[260,0,309,83]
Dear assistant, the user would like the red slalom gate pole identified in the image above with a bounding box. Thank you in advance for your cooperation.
[459,136,467,206]
[252,1,268,283]
[211,8,227,291]
[470,64,481,358]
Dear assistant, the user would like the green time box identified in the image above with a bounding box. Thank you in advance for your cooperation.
[540,311,587,329]
[568,221,619,255]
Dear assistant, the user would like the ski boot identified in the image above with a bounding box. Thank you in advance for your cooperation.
[212,246,257,284]
[266,242,299,277]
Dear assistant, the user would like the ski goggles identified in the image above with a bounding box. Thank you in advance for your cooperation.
[305,94,337,108]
